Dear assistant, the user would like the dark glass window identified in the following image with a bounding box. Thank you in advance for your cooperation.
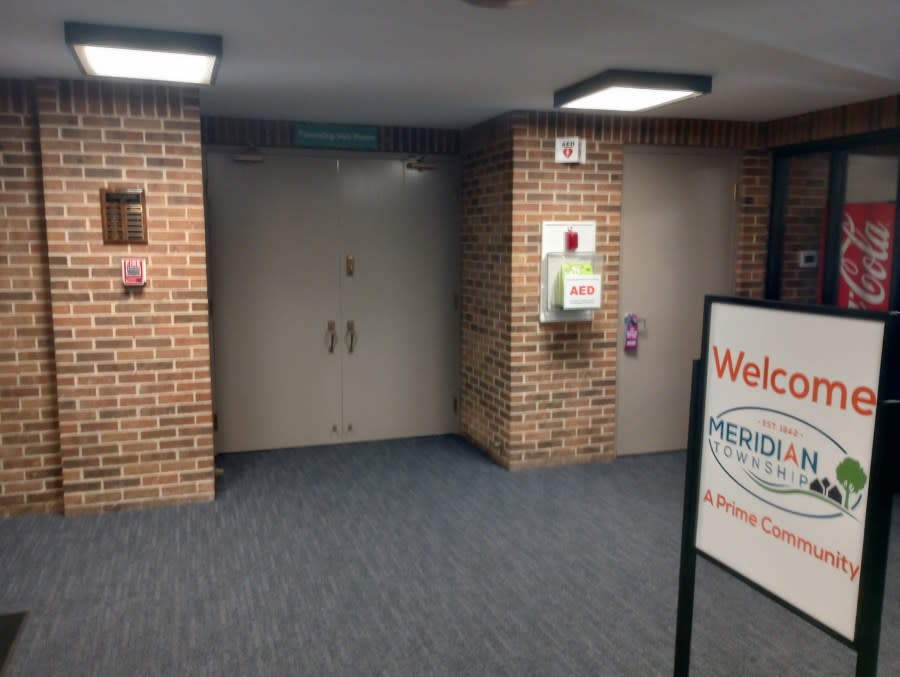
[767,136,900,311]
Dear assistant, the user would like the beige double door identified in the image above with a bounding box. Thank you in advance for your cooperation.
[206,151,459,453]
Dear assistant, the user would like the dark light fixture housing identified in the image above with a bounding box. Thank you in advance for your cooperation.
[554,69,712,112]
[64,22,223,85]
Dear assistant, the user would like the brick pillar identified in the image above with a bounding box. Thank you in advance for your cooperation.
[505,112,621,468]
[35,80,214,514]
[0,79,63,515]
[459,117,514,463]
[735,150,772,299]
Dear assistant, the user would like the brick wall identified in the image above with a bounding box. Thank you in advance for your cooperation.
[459,117,514,462]
[780,154,830,303]
[0,80,62,516]
[35,80,214,514]
[766,94,899,147]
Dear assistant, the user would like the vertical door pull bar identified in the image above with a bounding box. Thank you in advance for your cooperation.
[346,320,357,353]
[326,321,337,353]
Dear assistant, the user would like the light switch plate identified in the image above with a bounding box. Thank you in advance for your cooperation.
[797,250,819,269]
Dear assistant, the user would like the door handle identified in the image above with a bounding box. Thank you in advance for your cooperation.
[326,321,337,353]
[345,320,357,354]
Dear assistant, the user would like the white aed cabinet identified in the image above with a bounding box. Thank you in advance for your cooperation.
[540,221,604,322]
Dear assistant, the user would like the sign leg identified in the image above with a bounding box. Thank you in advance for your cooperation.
[854,400,899,677]
[674,359,705,677]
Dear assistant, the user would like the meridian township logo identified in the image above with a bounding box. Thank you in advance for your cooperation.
[706,406,867,520]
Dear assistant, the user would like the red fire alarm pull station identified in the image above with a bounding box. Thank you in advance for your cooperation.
[121,258,146,287]
[565,228,578,251]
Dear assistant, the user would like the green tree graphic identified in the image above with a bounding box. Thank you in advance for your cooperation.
[835,458,868,509]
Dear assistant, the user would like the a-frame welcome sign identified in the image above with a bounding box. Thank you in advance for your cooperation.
[675,297,898,676]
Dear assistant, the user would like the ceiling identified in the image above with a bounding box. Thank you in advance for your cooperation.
[1,0,899,129]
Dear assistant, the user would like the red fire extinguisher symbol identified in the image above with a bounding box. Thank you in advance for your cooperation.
[565,228,578,251]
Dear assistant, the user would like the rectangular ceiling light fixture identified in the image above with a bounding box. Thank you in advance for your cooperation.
[554,69,711,112]
[65,22,222,85]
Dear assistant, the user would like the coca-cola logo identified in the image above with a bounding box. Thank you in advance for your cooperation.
[839,210,891,310]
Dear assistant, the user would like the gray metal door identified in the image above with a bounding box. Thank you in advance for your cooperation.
[206,152,343,452]
[617,147,738,455]
[339,157,460,442]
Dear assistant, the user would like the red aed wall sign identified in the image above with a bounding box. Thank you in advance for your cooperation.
[121,258,146,287]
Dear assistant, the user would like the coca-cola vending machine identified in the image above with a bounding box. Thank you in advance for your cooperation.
[819,202,896,312]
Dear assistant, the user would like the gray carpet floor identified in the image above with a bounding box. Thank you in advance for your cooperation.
[0,435,897,676]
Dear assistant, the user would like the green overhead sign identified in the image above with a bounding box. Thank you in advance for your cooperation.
[293,122,379,150]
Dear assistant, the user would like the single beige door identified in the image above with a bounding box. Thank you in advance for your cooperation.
[206,151,344,452]
[617,147,738,455]
[338,157,460,442]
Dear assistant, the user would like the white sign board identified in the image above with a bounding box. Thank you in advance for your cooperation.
[561,274,602,309]
[554,136,586,164]
[695,302,884,640]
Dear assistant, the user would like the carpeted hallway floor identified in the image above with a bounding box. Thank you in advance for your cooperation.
[1,435,897,676]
